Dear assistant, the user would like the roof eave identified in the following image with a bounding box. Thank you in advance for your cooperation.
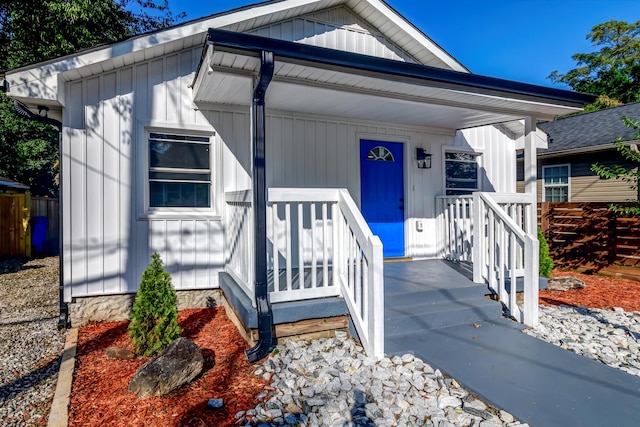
[203,28,596,108]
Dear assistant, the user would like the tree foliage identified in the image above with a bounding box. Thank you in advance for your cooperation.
[0,0,184,196]
[0,94,59,195]
[591,116,640,215]
[538,227,554,278]
[549,20,640,110]
[129,253,182,357]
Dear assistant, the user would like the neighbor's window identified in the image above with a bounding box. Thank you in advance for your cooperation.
[148,132,211,208]
[445,152,479,195]
[542,164,570,202]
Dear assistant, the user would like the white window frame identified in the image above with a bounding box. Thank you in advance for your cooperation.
[542,164,571,202]
[137,122,221,220]
[443,150,481,195]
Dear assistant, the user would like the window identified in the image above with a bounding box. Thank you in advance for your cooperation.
[367,146,395,162]
[445,152,479,195]
[148,132,212,208]
[543,165,570,202]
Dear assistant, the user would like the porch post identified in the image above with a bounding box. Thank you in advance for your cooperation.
[523,116,537,235]
[523,116,539,326]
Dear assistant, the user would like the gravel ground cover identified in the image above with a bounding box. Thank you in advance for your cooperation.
[0,256,66,426]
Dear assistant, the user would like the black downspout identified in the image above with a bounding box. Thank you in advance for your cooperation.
[245,50,277,363]
[12,98,69,330]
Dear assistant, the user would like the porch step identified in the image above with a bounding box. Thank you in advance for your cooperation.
[385,297,502,336]
[385,284,488,307]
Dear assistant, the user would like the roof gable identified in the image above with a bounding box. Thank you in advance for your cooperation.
[4,0,467,107]
[246,6,418,63]
[539,103,640,155]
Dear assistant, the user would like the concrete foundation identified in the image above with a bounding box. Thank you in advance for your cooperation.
[68,289,226,327]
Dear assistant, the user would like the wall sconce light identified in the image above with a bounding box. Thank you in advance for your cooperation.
[416,148,431,169]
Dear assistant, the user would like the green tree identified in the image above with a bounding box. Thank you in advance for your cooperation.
[538,227,554,278]
[0,1,184,196]
[129,253,182,357]
[548,20,640,110]
[0,94,59,195]
[591,116,640,215]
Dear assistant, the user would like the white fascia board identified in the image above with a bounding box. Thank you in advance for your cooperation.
[357,0,468,72]
[4,0,327,104]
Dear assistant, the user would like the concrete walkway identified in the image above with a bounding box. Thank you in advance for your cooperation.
[384,260,640,427]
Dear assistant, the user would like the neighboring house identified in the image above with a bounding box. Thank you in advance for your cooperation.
[517,102,640,202]
[1,0,592,357]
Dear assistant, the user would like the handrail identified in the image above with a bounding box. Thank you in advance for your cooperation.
[337,189,384,358]
[267,188,385,358]
[472,192,539,327]
[477,193,527,242]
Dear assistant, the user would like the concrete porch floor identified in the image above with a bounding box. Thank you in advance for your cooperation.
[385,259,640,426]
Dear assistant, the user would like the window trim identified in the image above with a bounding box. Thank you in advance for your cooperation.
[542,163,571,202]
[443,149,481,195]
[138,122,221,220]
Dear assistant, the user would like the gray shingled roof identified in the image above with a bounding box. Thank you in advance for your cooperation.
[539,102,640,155]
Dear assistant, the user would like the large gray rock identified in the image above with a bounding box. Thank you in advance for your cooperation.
[547,276,585,291]
[128,337,205,397]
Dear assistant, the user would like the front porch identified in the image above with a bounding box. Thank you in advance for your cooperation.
[224,187,541,358]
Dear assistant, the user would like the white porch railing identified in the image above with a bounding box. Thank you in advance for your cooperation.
[225,190,255,303]
[225,188,384,357]
[268,188,384,358]
[436,196,474,262]
[436,193,539,326]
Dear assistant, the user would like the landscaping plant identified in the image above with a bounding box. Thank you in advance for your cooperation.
[538,227,554,278]
[129,252,182,356]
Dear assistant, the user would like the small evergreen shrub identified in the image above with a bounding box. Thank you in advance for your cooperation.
[128,253,182,357]
[538,227,554,278]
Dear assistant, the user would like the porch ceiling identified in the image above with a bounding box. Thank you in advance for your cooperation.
[193,30,593,130]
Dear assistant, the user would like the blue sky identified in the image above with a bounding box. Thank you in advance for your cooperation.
[170,0,638,89]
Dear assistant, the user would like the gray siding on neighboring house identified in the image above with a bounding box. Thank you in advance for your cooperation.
[516,150,639,202]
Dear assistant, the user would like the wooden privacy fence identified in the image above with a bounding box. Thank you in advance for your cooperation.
[539,202,640,279]
[0,193,31,257]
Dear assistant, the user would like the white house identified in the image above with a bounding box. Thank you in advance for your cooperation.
[2,0,593,358]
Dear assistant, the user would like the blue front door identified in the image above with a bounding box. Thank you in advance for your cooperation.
[360,140,405,258]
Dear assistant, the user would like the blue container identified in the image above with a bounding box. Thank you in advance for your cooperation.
[31,216,49,254]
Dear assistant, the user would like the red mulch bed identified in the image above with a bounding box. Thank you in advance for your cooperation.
[540,270,640,312]
[68,307,269,427]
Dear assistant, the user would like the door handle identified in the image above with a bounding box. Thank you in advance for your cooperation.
[399,206,404,210]
[399,198,404,202]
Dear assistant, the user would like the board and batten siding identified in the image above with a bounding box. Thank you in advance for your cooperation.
[61,46,254,300]
[248,6,416,63]
[455,125,518,193]
[265,114,517,258]
[516,151,639,202]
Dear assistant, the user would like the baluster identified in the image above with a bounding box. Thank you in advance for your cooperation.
[298,202,304,290]
[361,249,367,321]
[322,203,329,289]
[455,198,462,259]
[331,203,339,287]
[488,208,496,293]
[354,232,360,307]
[285,202,292,291]
[362,255,369,313]
[498,218,506,303]
[509,231,517,318]
[272,202,280,293]
[311,202,317,289]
